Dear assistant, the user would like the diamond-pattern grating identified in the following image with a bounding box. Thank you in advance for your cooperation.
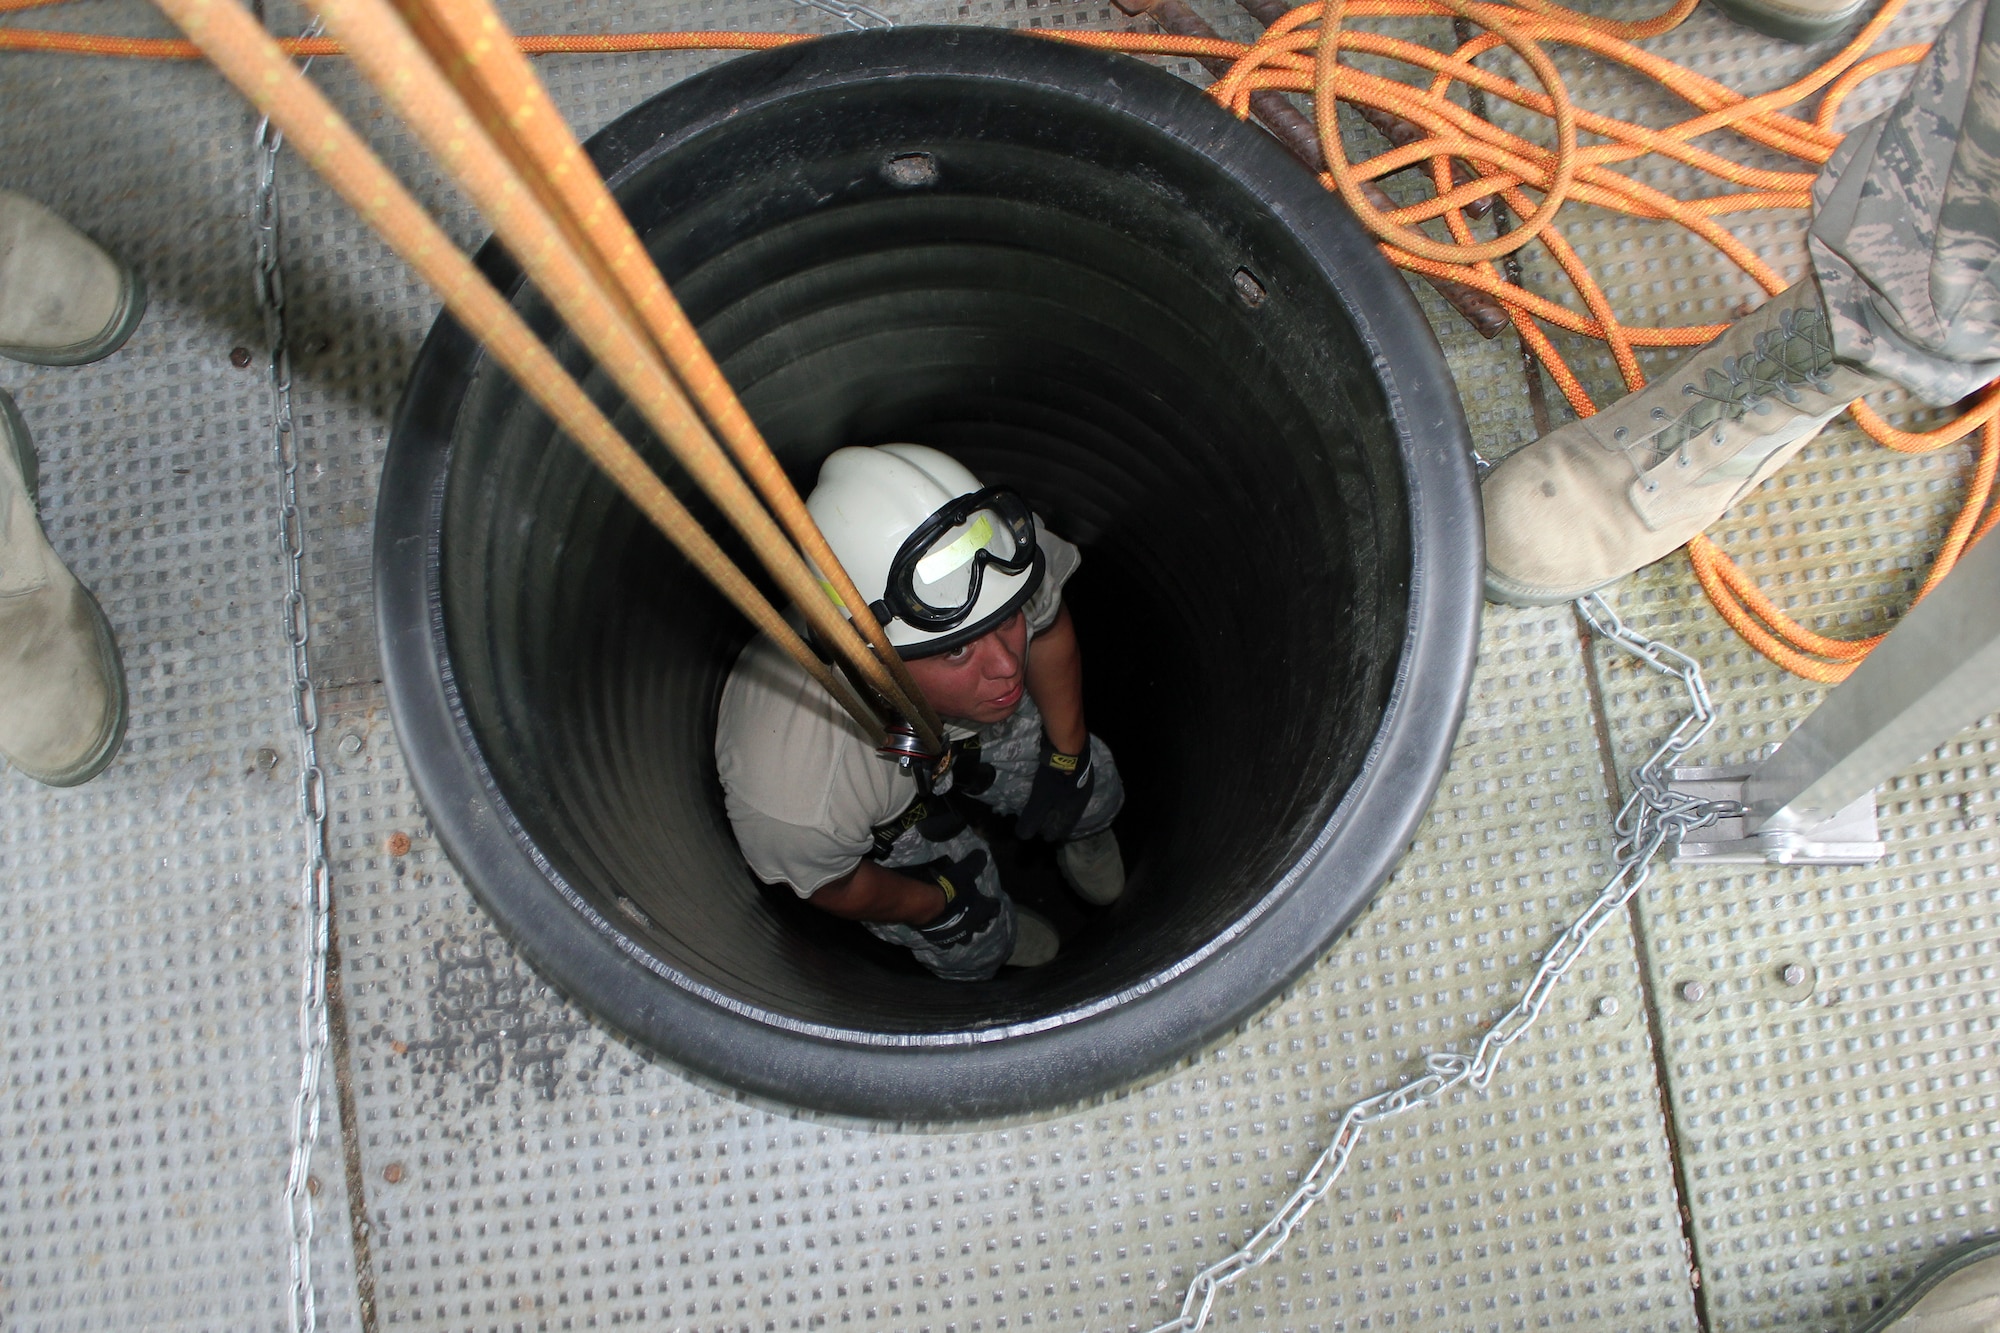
[0,0,1989,1328]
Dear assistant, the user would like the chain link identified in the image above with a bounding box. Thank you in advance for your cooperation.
[251,17,334,1333]
[1145,592,1735,1333]
[788,0,894,29]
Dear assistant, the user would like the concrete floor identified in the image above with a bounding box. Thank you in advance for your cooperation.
[0,0,1993,1328]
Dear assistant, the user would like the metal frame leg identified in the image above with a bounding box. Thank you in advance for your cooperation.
[1669,531,2000,865]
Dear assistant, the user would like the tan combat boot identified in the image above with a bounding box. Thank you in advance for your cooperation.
[1708,0,1871,44]
[0,190,146,366]
[1482,280,1886,605]
[1007,906,1061,966]
[0,389,127,786]
[1057,829,1125,905]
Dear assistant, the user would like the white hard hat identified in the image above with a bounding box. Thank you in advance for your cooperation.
[806,443,1045,658]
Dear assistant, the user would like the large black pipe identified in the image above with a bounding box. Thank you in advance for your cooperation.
[376,27,1482,1120]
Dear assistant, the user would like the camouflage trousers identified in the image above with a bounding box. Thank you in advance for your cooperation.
[1811,0,2000,404]
[863,696,1125,982]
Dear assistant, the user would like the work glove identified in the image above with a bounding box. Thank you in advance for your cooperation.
[1014,734,1094,842]
[909,849,999,949]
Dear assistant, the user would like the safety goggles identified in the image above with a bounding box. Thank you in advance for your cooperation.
[878,487,1039,631]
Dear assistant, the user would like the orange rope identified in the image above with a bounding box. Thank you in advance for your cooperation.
[1313,0,1582,263]
[1816,43,1928,128]
[396,0,943,748]
[1688,415,1999,681]
[0,26,804,55]
[1200,0,1994,679]
[145,0,900,744]
[6,0,1991,679]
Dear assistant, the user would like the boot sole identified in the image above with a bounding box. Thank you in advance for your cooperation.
[0,265,147,367]
[1483,565,1617,608]
[1854,1233,2000,1333]
[0,390,130,787]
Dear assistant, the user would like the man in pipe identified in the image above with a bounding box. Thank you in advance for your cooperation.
[1481,0,2000,606]
[714,444,1126,980]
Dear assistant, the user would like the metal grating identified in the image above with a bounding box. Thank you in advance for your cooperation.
[0,0,1989,1327]
[0,11,361,1328]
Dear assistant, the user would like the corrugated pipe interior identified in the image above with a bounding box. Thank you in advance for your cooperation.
[376,27,1483,1120]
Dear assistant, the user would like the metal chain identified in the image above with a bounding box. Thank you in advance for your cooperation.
[252,18,333,1333]
[788,0,894,29]
[1145,592,1740,1333]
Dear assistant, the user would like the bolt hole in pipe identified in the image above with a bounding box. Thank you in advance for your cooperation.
[376,28,1482,1120]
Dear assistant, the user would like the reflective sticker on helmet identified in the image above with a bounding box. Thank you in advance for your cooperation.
[914,513,996,586]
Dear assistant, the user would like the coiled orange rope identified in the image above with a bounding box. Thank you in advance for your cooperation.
[1192,0,1997,681]
[6,0,1991,681]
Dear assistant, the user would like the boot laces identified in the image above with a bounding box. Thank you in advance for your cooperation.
[1624,306,1836,477]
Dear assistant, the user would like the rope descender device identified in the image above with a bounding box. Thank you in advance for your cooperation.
[876,719,956,790]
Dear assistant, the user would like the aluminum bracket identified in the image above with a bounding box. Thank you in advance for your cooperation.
[1668,763,1885,865]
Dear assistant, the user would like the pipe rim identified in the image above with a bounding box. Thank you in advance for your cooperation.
[375,26,1482,1119]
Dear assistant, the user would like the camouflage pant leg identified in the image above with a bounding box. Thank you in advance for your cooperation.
[1809,0,2000,404]
[861,697,1126,981]
[969,696,1126,840]
[867,823,1018,982]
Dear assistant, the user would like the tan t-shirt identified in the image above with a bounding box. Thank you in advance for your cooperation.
[715,524,1080,895]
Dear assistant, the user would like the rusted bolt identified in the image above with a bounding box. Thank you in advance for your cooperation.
[1232,267,1267,308]
[255,747,280,771]
[382,1162,404,1184]
[1594,995,1619,1017]
[339,732,364,757]
[229,345,254,368]
[390,1039,408,1055]
[385,830,412,857]
[881,151,938,188]
[1780,963,1808,987]
[1677,979,1708,1003]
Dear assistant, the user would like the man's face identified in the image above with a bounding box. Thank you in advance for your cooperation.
[903,611,1029,725]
